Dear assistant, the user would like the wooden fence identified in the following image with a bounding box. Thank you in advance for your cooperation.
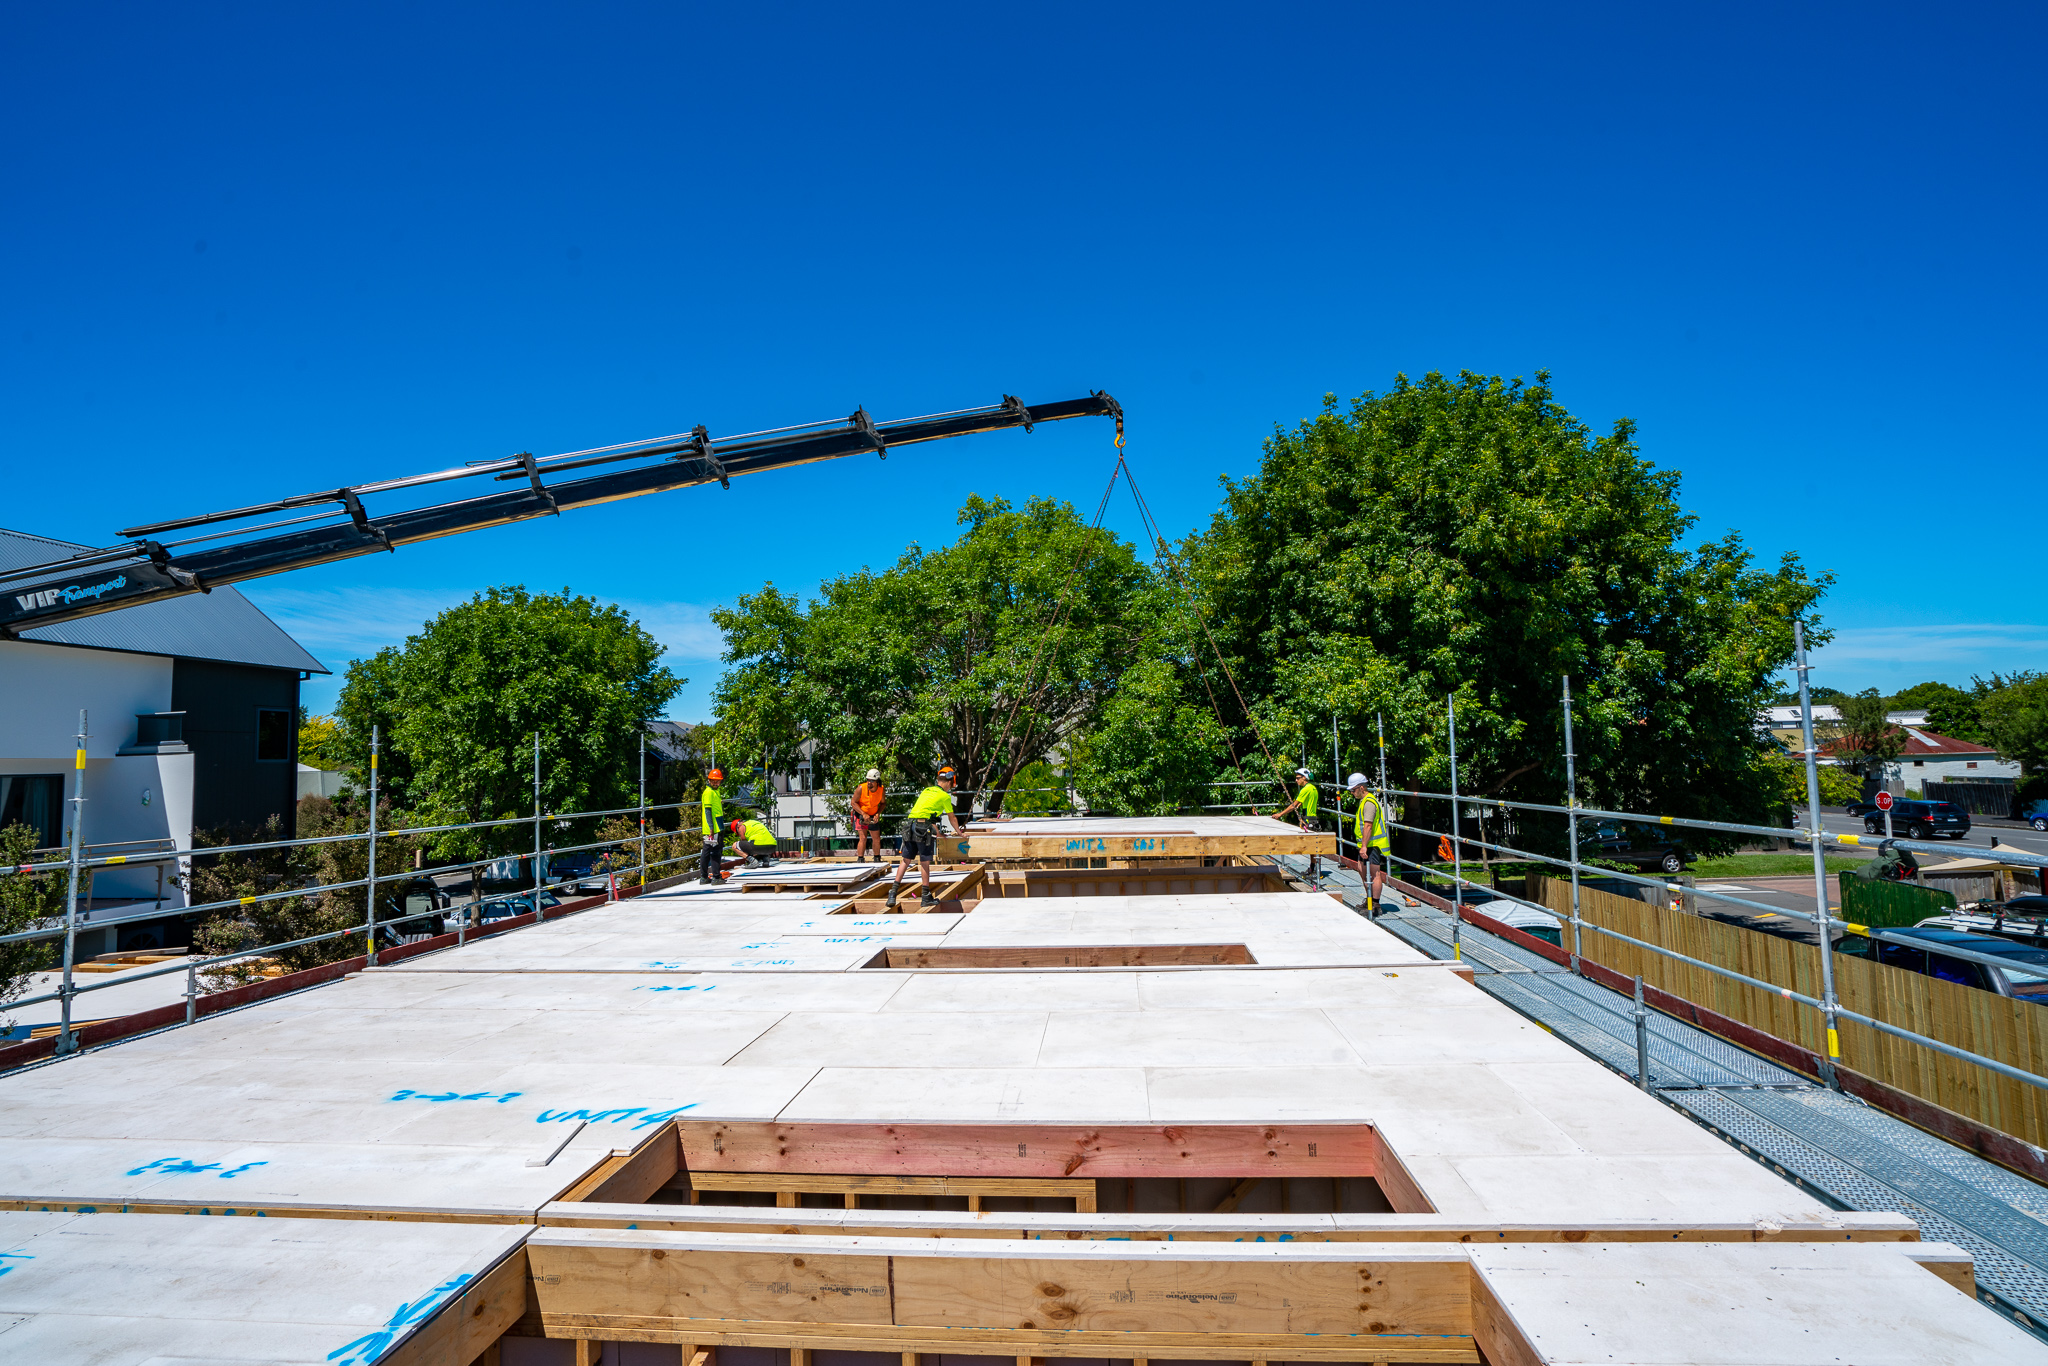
[1536,877,2048,1152]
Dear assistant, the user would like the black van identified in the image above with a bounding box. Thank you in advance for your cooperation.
[1861,800,1971,840]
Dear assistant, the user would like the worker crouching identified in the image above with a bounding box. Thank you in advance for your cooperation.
[731,816,780,868]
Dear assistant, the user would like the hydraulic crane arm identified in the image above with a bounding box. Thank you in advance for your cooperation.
[1,391,1121,635]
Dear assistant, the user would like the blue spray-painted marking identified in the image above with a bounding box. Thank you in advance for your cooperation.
[326,1272,475,1365]
[124,1158,270,1179]
[388,1089,524,1104]
[631,983,716,993]
[1064,838,1109,853]
[729,958,796,967]
[0,1249,32,1277]
[537,1103,699,1132]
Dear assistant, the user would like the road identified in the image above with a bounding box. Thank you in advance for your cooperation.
[1813,810,2048,860]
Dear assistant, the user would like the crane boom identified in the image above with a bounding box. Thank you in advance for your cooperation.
[1,391,1120,635]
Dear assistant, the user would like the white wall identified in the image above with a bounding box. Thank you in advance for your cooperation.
[0,640,188,905]
[0,640,172,758]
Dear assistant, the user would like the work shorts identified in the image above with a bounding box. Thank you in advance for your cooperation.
[899,818,939,861]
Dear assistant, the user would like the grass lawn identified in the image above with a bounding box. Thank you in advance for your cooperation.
[1688,853,1866,879]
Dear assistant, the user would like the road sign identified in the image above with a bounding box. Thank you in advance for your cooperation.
[1875,791,1894,811]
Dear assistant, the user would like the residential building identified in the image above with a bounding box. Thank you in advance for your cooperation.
[0,528,328,949]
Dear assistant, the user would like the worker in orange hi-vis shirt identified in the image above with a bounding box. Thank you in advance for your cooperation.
[851,768,887,862]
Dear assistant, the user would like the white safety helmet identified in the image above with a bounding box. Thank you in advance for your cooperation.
[1294,767,1312,779]
[865,768,881,781]
[1347,773,1370,789]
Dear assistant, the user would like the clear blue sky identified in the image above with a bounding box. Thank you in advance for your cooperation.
[5,2,2042,722]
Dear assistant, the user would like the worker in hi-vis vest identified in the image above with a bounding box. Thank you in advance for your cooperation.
[697,767,726,883]
[1347,772,1390,913]
[885,766,964,909]
[731,816,779,867]
[1269,768,1325,878]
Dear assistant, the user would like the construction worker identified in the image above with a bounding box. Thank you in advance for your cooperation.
[885,766,963,909]
[851,767,887,862]
[1347,773,1390,913]
[731,816,779,867]
[1269,768,1322,877]
[698,768,726,882]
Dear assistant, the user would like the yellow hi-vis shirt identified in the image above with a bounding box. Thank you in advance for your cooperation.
[907,785,954,820]
[1355,794,1390,853]
[1299,782,1319,820]
[700,784,724,836]
[740,818,776,847]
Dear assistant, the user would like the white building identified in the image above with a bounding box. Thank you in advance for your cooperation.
[1,528,328,953]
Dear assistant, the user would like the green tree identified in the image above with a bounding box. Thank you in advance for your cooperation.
[709,496,1152,812]
[1891,680,1985,743]
[1001,761,1068,815]
[0,824,67,1018]
[1067,655,1231,815]
[1164,371,1829,850]
[334,587,683,860]
[1828,688,1905,796]
[1979,672,2048,774]
[297,713,342,770]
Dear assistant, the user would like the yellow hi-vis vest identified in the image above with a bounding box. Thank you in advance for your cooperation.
[700,784,724,836]
[1355,794,1390,854]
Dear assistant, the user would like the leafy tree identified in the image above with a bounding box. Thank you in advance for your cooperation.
[1757,751,1863,812]
[334,588,683,860]
[1773,685,1845,705]
[297,712,342,769]
[0,824,66,1020]
[1163,371,1829,851]
[1002,761,1069,815]
[1827,689,1906,796]
[1068,655,1231,815]
[709,496,1152,812]
[331,646,414,805]
[1979,672,2048,774]
[1891,680,1985,743]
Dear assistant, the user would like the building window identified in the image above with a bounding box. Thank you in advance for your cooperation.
[1966,761,1978,769]
[257,709,292,763]
[0,775,64,850]
[1912,760,1925,767]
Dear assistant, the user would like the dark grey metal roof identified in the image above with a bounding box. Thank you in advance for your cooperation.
[1,529,330,674]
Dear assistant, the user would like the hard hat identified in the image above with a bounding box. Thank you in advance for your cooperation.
[1347,773,1370,788]
[707,767,724,781]
[729,818,744,834]
[1295,768,1312,779]
[865,768,881,782]
[936,766,957,781]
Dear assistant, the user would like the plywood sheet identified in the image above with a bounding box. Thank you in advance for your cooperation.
[0,1209,526,1364]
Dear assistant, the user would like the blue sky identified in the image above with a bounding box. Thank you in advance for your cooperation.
[4,2,2042,721]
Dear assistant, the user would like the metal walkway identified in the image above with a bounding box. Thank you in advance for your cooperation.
[1281,858,2048,1341]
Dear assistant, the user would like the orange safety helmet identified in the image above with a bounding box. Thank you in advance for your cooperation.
[729,818,746,835]
[707,767,724,781]
[936,766,957,782]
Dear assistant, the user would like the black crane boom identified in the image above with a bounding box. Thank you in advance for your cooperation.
[1,391,1121,635]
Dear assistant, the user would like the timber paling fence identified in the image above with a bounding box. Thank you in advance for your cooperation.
[1356,627,2048,1159]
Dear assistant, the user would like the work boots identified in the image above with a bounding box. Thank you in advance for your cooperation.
[919,887,940,909]
[884,884,901,910]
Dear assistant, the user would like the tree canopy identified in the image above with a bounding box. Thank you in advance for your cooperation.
[709,495,1150,809]
[333,587,682,857]
[1165,371,1829,843]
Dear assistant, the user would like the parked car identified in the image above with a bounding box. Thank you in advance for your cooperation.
[467,889,564,924]
[1917,896,2048,951]
[1585,822,1694,875]
[1861,800,1970,840]
[547,850,615,895]
[2020,799,2048,832]
[1843,801,1879,818]
[1862,926,2048,1002]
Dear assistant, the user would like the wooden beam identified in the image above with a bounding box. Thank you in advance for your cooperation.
[561,1122,683,1205]
[1212,1178,1261,1214]
[944,831,1335,860]
[674,1122,1380,1180]
[384,1245,530,1366]
[877,944,1254,969]
[682,1171,1096,1207]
